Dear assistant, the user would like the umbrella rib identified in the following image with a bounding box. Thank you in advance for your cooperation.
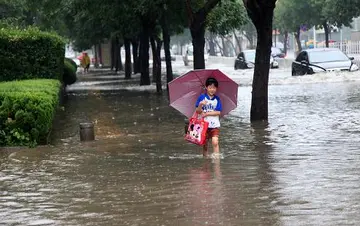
[194,70,205,88]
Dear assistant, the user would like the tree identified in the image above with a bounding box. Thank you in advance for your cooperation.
[0,0,69,34]
[311,0,360,47]
[0,0,24,26]
[207,0,248,55]
[134,0,181,86]
[242,0,277,122]
[207,0,248,36]
[241,21,257,49]
[162,0,187,85]
[274,0,316,52]
[171,29,192,55]
[185,0,221,69]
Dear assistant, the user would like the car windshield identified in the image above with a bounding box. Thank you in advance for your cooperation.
[244,51,256,61]
[309,50,349,63]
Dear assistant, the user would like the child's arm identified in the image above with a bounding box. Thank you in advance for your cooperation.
[203,96,222,116]
[196,106,203,114]
[203,111,221,116]
[196,101,206,113]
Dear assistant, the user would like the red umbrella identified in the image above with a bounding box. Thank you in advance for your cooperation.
[168,69,238,118]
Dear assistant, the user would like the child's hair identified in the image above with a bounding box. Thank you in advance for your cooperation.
[205,77,219,88]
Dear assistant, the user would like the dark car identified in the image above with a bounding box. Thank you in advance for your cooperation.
[234,50,279,70]
[291,48,359,76]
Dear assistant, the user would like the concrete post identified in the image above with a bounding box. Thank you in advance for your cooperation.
[80,123,95,141]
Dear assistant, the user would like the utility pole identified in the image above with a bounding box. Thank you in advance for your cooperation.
[340,26,343,51]
[313,26,317,48]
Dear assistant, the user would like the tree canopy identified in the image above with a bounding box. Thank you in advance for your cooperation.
[207,0,248,36]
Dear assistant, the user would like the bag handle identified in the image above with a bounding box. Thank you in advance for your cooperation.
[190,111,205,120]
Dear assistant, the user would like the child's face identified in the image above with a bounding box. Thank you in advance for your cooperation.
[206,84,217,96]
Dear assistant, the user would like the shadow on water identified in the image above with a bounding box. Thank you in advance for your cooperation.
[3,72,360,225]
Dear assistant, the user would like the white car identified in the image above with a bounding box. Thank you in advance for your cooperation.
[183,46,209,66]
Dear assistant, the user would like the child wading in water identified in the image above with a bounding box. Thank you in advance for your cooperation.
[195,77,222,158]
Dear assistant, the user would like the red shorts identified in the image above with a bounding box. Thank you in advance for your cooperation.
[206,128,220,139]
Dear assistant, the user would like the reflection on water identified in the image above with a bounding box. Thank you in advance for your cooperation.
[2,74,360,225]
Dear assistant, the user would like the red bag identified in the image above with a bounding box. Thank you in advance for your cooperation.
[185,113,209,146]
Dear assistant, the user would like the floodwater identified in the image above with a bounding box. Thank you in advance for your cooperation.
[2,67,360,225]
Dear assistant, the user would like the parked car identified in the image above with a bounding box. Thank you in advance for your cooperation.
[291,48,359,76]
[161,49,176,61]
[234,49,279,70]
[183,46,209,66]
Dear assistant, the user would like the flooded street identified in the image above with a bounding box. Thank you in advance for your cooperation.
[2,64,360,225]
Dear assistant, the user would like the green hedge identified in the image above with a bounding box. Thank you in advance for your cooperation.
[0,79,61,147]
[0,27,65,82]
[65,57,77,71]
[63,59,77,86]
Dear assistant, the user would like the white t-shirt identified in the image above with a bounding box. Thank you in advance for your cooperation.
[195,93,222,128]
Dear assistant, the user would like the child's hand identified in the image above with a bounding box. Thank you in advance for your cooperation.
[201,112,208,117]
[200,100,207,106]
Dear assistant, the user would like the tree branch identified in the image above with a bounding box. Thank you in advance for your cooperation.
[213,37,224,56]
[223,35,236,54]
[204,0,221,15]
[242,0,261,13]
[242,0,262,25]
[185,0,194,25]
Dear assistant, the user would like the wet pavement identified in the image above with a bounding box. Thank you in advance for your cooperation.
[2,66,360,225]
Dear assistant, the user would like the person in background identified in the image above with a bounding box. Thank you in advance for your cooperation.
[81,52,91,74]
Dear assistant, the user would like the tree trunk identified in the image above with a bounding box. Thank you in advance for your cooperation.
[94,44,98,68]
[115,44,120,72]
[155,39,163,93]
[161,13,174,84]
[150,36,163,93]
[98,44,103,66]
[213,38,224,56]
[274,28,277,46]
[283,31,288,55]
[243,31,255,49]
[209,33,216,56]
[224,36,236,56]
[124,38,132,79]
[190,9,206,69]
[150,37,157,83]
[245,0,276,122]
[233,30,242,53]
[221,36,229,57]
[186,0,220,69]
[132,39,140,74]
[140,26,151,85]
[295,29,302,52]
[115,39,122,72]
[323,22,330,47]
[111,38,116,70]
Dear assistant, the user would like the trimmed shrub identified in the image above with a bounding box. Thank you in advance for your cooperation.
[0,79,61,147]
[65,57,77,71]
[0,27,65,82]
[63,60,77,85]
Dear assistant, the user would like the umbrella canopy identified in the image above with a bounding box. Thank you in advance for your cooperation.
[168,69,238,118]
